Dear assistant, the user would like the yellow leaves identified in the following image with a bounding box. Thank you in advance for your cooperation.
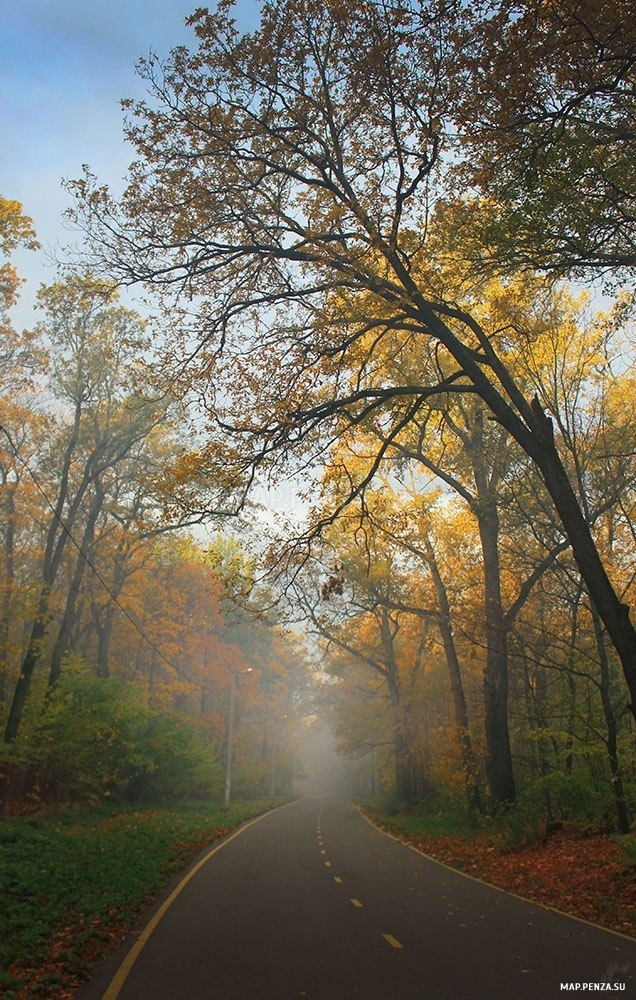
[0,197,39,256]
[165,448,203,486]
[35,272,119,322]
[0,262,23,312]
[0,198,37,319]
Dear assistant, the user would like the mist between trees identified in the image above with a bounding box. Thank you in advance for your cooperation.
[2,0,636,832]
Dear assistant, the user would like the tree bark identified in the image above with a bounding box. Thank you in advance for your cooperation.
[378,607,412,809]
[48,485,103,690]
[94,548,128,679]
[591,603,630,834]
[531,414,636,721]
[4,397,85,743]
[0,480,16,705]
[477,499,516,810]
[3,596,50,743]
[423,534,482,813]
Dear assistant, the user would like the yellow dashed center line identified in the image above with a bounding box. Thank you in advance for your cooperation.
[383,934,404,949]
[333,876,343,884]
[324,860,332,868]
[350,898,363,908]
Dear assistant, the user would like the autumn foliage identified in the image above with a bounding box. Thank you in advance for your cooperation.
[0,206,308,810]
[3,0,636,844]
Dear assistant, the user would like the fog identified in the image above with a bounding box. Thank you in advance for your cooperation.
[295,722,352,799]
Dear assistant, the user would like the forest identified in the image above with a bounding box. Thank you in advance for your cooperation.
[0,257,310,809]
[2,0,636,846]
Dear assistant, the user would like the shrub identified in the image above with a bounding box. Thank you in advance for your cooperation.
[1,665,223,810]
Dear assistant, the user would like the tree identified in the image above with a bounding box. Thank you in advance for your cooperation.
[452,0,636,280]
[383,396,518,809]
[0,197,38,357]
[311,540,424,808]
[69,0,636,730]
[0,403,43,705]
[0,198,40,705]
[523,307,636,832]
[322,489,484,812]
[3,275,168,742]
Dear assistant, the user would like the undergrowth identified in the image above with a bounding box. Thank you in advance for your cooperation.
[0,798,285,997]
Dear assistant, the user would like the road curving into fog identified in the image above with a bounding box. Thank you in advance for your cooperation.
[77,796,636,999]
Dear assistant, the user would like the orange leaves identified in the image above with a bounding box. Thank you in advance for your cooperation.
[400,826,636,938]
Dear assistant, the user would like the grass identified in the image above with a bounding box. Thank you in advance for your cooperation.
[361,798,476,840]
[0,798,286,998]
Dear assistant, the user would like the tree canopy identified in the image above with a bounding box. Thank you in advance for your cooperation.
[453,0,636,279]
[67,0,636,747]
[1,0,634,829]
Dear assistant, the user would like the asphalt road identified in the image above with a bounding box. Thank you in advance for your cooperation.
[78,796,636,999]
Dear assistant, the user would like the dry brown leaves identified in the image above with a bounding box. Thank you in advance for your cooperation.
[399,829,636,938]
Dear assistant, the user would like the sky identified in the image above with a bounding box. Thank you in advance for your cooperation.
[1,0,304,526]
[1,0,259,330]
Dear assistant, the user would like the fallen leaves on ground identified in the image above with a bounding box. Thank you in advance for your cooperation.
[9,814,635,998]
[385,825,636,938]
[7,827,235,1000]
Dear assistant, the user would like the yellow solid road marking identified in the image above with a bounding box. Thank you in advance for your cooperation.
[102,801,297,1000]
[383,934,404,949]
[350,898,363,908]
[334,876,343,884]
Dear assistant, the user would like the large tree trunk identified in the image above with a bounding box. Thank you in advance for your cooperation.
[423,534,482,813]
[590,604,630,834]
[379,607,412,808]
[533,422,636,720]
[466,407,515,811]
[477,500,516,811]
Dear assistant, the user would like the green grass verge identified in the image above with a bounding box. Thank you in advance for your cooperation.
[0,798,286,997]
[360,800,476,841]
